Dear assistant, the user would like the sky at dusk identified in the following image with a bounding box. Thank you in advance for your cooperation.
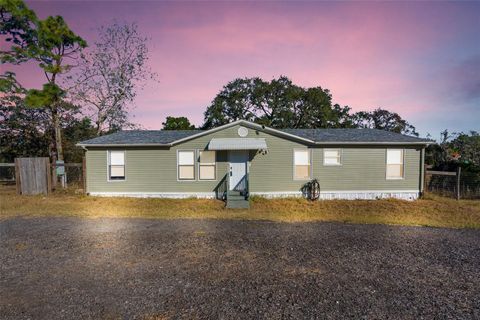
[4,1,480,138]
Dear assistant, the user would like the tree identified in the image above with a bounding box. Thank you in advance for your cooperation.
[162,116,195,130]
[0,94,96,162]
[1,0,87,162]
[353,108,418,136]
[0,0,37,92]
[202,76,354,129]
[0,95,50,162]
[62,117,97,162]
[0,0,37,64]
[449,131,480,168]
[69,22,155,136]
[426,130,480,173]
[425,130,451,169]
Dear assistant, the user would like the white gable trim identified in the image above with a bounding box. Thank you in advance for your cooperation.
[170,120,314,146]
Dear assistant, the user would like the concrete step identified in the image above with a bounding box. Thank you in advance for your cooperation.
[228,195,246,201]
[226,199,250,209]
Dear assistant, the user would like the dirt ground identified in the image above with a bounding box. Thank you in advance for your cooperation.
[1,218,479,319]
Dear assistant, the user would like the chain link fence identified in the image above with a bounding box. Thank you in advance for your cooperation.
[425,170,480,200]
[0,164,16,185]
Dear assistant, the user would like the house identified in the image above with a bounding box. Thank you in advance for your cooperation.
[77,120,431,208]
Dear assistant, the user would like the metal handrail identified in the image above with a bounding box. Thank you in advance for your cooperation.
[226,170,230,200]
[214,173,228,201]
[227,169,230,187]
[232,173,249,198]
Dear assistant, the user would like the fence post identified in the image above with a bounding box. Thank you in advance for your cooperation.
[82,157,87,194]
[51,155,57,190]
[423,164,428,195]
[456,167,461,200]
[46,158,52,194]
[14,158,21,195]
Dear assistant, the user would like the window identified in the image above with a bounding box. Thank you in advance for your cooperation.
[108,151,125,180]
[294,149,311,180]
[178,150,195,180]
[386,149,404,179]
[324,149,342,165]
[199,150,216,180]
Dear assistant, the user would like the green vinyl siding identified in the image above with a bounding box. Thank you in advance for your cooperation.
[248,136,310,192]
[85,124,423,194]
[312,147,421,191]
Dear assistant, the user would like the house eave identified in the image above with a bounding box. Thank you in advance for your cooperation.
[313,141,432,146]
[76,120,432,148]
[77,141,430,148]
[76,143,172,148]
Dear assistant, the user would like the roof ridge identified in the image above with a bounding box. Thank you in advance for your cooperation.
[78,121,431,146]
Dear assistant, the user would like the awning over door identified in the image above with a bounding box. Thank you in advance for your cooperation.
[208,138,268,150]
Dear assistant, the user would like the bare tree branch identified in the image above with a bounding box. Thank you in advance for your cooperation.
[66,21,157,135]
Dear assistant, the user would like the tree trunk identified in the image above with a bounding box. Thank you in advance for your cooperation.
[96,111,103,136]
[49,72,64,162]
[52,108,64,161]
[96,122,102,136]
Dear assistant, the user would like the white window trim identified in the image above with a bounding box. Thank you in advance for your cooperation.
[177,149,197,181]
[323,148,343,166]
[386,148,405,180]
[197,149,217,181]
[107,150,126,182]
[293,148,312,181]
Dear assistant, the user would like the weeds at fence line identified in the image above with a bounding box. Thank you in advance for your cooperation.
[0,162,84,190]
[426,170,480,200]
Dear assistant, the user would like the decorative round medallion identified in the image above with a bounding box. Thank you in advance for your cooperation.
[237,127,248,137]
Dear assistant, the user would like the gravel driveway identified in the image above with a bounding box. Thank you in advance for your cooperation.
[1,218,479,319]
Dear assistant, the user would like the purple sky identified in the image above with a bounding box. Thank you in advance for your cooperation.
[4,1,480,137]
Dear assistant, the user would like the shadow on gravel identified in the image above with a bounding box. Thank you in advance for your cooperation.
[0,218,479,319]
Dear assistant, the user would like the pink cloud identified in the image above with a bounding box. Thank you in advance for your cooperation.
[6,1,480,134]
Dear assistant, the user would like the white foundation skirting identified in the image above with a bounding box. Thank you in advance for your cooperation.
[88,192,216,199]
[250,191,303,198]
[251,190,420,201]
[89,190,419,200]
[318,191,419,201]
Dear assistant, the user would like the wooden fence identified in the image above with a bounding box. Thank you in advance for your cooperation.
[15,157,51,195]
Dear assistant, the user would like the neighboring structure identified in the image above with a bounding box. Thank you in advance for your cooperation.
[78,120,431,207]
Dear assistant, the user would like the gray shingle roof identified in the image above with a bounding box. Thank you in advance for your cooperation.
[281,128,430,143]
[78,127,430,146]
[79,130,201,145]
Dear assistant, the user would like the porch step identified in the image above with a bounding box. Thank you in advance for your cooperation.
[226,199,250,209]
[228,194,246,201]
[226,190,249,209]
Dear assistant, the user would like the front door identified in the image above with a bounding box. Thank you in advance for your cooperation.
[229,151,248,190]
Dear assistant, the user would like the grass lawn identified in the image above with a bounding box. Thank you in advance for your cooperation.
[1,185,479,228]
